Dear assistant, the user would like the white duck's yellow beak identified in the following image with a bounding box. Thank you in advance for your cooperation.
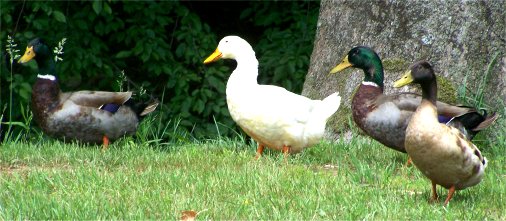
[203,48,223,64]
[18,46,36,63]
[393,70,414,88]
[329,55,352,74]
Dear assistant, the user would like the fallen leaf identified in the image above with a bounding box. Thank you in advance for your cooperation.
[181,210,197,221]
[323,164,338,170]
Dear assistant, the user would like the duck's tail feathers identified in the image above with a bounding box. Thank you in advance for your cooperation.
[140,101,159,116]
[447,109,499,140]
[304,92,341,139]
[482,157,488,168]
[316,92,341,120]
[124,99,159,120]
[472,111,498,131]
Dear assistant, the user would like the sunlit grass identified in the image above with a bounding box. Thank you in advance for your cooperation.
[1,134,504,220]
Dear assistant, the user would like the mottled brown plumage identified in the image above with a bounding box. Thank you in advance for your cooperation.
[19,38,158,146]
[394,61,489,206]
[331,46,497,153]
[351,83,410,152]
[31,77,61,132]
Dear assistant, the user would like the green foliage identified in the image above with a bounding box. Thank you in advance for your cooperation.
[241,1,319,93]
[457,52,500,110]
[456,52,504,144]
[1,1,318,139]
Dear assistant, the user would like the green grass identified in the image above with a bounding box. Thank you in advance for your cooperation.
[1,135,505,220]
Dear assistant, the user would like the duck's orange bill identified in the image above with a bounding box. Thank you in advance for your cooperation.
[393,70,414,88]
[329,55,352,74]
[203,48,222,64]
[18,46,35,63]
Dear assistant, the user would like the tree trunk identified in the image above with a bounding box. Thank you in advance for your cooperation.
[302,0,506,136]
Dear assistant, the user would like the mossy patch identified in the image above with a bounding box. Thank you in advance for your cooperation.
[382,57,457,103]
[410,75,458,104]
[328,106,353,133]
[435,75,458,104]
[382,58,410,72]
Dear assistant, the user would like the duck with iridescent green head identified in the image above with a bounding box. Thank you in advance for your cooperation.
[18,38,158,149]
[329,46,497,154]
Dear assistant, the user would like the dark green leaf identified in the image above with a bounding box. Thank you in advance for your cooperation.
[3,13,12,23]
[116,51,132,58]
[53,11,66,23]
[103,2,112,14]
[92,1,102,14]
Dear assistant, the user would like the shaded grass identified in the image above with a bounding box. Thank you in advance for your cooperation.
[1,136,505,220]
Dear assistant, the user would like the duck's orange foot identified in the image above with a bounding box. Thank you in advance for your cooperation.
[430,181,439,203]
[102,135,109,151]
[254,144,265,160]
[405,156,413,167]
[282,145,290,163]
[443,185,456,207]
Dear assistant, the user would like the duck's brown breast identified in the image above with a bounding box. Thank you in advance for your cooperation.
[31,78,62,132]
[352,84,407,152]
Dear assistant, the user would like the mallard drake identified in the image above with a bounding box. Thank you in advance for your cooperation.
[203,36,341,157]
[329,46,497,154]
[393,61,488,206]
[18,38,158,149]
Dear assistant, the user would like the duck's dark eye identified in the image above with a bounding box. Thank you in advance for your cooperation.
[225,40,229,43]
[350,49,360,57]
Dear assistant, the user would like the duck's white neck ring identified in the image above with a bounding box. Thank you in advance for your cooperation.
[361,81,379,87]
[37,74,56,81]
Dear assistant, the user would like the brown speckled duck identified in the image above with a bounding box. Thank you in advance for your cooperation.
[18,38,158,149]
[393,61,488,206]
[329,46,497,154]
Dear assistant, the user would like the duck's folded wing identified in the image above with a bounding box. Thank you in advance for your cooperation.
[445,125,487,168]
[383,92,473,117]
[62,91,132,108]
[376,93,421,111]
[255,85,339,122]
[255,85,317,123]
[435,103,475,118]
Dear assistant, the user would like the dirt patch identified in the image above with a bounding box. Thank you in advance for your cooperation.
[0,163,72,176]
[309,164,339,176]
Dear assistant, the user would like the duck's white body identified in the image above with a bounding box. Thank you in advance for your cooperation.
[206,36,340,153]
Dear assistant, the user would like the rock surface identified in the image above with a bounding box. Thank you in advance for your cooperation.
[302,0,506,135]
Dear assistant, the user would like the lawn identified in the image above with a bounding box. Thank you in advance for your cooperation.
[1,134,505,219]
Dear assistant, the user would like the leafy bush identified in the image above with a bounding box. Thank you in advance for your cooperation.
[241,1,319,93]
[1,1,319,140]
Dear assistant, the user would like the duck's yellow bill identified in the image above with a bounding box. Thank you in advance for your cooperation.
[18,46,35,63]
[203,48,223,64]
[329,55,352,74]
[393,70,414,88]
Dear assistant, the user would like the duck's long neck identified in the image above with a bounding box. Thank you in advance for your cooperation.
[31,77,61,128]
[32,57,60,113]
[36,56,56,76]
[362,58,384,90]
[416,79,438,126]
[421,80,437,106]
[228,53,259,87]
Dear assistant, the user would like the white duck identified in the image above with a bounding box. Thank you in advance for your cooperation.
[203,36,341,157]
